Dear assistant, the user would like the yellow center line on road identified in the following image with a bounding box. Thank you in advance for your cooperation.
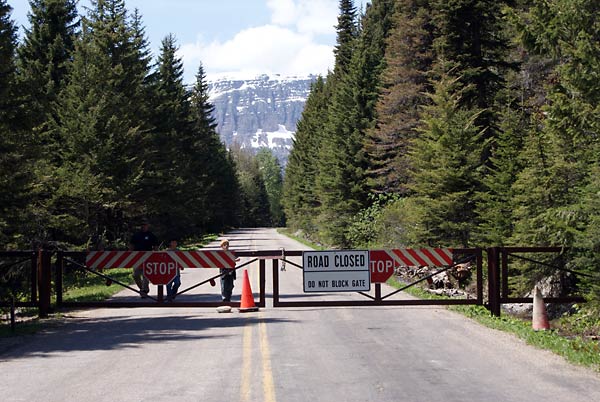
[240,323,253,402]
[240,237,275,402]
[240,321,276,402]
[260,319,276,402]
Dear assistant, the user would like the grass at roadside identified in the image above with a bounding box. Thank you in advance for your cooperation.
[281,229,600,372]
[390,273,600,371]
[452,304,600,371]
[277,228,327,250]
[1,234,220,337]
[61,268,133,303]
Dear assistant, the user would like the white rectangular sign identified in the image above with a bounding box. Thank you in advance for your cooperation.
[302,250,370,292]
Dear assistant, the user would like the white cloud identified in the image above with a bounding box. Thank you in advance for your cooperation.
[178,0,337,82]
[267,0,339,35]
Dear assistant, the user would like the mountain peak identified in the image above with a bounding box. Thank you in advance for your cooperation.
[208,74,317,165]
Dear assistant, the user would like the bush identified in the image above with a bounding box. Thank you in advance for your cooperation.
[372,196,426,248]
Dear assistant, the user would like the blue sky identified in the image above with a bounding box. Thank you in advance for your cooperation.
[9,0,367,83]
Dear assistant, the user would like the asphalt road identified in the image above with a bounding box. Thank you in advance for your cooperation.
[1,228,599,402]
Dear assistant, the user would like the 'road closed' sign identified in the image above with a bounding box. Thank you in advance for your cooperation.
[303,250,370,292]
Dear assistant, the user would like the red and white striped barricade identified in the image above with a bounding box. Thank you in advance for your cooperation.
[86,250,237,270]
[369,248,453,283]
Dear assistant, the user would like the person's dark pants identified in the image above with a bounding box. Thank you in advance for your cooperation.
[221,274,235,302]
[166,274,181,300]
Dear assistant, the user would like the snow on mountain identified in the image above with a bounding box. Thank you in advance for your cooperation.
[208,73,318,165]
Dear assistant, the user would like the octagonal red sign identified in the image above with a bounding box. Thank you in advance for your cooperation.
[143,252,178,285]
[369,250,396,283]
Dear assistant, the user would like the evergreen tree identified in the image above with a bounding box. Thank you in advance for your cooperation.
[189,62,240,232]
[431,0,510,123]
[574,165,600,304]
[12,0,79,247]
[144,33,194,238]
[50,0,152,246]
[256,148,285,227]
[511,0,600,299]
[0,0,15,106]
[474,2,544,247]
[315,0,394,246]
[475,101,526,246]
[0,0,29,247]
[17,0,78,134]
[365,0,435,194]
[231,146,271,227]
[408,65,486,247]
[315,3,359,245]
[333,0,358,77]
[283,75,329,232]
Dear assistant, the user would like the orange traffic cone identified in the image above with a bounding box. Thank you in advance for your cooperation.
[239,269,259,312]
[532,285,550,331]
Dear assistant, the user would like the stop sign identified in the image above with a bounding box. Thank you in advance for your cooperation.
[143,252,178,285]
[369,250,396,283]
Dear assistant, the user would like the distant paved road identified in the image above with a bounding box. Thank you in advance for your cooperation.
[1,228,599,402]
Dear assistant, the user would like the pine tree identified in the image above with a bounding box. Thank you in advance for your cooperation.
[256,148,285,227]
[283,75,329,232]
[50,0,153,246]
[408,64,486,247]
[11,0,80,246]
[475,101,526,246]
[315,0,394,246]
[474,2,544,247]
[315,0,359,245]
[574,164,600,304]
[17,0,78,134]
[333,0,359,77]
[0,0,29,247]
[189,63,240,232]
[231,146,271,227]
[511,0,600,299]
[143,33,194,238]
[431,0,510,116]
[365,0,435,194]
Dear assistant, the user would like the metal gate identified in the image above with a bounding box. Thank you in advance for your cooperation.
[55,251,268,308]
[0,250,51,318]
[32,247,589,315]
[270,248,484,308]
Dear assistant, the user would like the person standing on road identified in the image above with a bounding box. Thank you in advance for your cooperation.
[219,239,238,302]
[165,238,183,302]
[130,218,158,298]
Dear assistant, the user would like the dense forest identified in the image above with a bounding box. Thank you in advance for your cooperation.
[1,1,598,304]
[0,0,284,250]
[283,0,599,303]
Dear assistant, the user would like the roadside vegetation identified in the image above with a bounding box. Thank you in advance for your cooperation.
[0,0,598,365]
[1,0,285,252]
[283,228,600,372]
[283,0,599,309]
[391,275,600,372]
[0,235,219,336]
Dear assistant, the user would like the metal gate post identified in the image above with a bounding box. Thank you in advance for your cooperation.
[501,248,509,300]
[38,250,52,317]
[476,248,483,306]
[259,259,266,307]
[272,259,280,307]
[31,251,38,304]
[55,251,63,307]
[487,247,501,316]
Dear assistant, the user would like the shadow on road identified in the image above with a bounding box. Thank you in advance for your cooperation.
[0,315,295,359]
